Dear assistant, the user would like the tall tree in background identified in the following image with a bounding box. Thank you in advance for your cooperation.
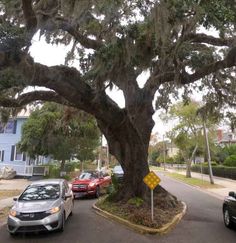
[19,103,100,171]
[0,1,236,202]
[164,101,218,178]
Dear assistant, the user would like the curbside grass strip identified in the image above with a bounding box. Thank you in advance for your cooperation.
[92,201,187,234]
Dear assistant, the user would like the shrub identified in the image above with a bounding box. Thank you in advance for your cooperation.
[224,155,236,167]
[201,161,218,166]
[127,197,144,207]
[191,164,236,180]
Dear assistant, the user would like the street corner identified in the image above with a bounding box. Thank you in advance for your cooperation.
[92,201,187,235]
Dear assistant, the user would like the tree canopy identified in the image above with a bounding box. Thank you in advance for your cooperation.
[0,0,236,201]
[19,103,100,169]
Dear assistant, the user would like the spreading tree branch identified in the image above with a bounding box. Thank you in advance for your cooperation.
[0,90,70,108]
[185,33,235,47]
[145,46,236,92]
[56,18,103,50]
[22,0,37,37]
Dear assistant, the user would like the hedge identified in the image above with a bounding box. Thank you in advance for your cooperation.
[191,165,236,180]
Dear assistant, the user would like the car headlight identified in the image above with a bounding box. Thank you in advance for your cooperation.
[47,207,61,214]
[9,209,18,217]
[89,182,96,187]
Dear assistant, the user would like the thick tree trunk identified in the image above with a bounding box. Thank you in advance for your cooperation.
[98,118,150,200]
[98,102,176,203]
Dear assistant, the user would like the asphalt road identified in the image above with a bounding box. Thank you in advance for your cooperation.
[0,173,235,243]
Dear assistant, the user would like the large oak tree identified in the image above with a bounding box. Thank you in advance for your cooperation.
[0,0,236,202]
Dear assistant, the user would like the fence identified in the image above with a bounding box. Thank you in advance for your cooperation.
[161,163,187,170]
[0,163,49,177]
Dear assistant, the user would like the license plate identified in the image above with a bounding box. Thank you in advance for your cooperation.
[74,192,86,198]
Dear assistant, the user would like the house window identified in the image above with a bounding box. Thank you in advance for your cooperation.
[4,120,15,133]
[0,150,4,162]
[11,145,26,161]
[14,146,23,161]
[0,120,17,134]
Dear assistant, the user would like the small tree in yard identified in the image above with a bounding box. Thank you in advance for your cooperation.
[0,1,236,204]
[19,103,100,172]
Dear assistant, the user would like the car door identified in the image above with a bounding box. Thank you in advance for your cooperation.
[102,172,111,187]
[62,182,72,218]
[229,196,236,221]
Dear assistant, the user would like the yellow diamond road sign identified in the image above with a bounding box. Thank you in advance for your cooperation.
[143,171,161,190]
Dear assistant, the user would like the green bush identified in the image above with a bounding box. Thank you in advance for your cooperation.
[48,164,60,178]
[65,162,80,172]
[224,155,236,167]
[201,161,218,166]
[191,164,236,180]
[127,197,144,207]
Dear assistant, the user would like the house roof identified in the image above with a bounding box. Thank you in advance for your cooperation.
[17,109,31,118]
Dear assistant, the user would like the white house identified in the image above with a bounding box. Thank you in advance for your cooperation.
[0,111,49,177]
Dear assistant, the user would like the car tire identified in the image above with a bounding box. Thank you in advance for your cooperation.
[9,232,17,237]
[95,186,100,198]
[58,212,65,232]
[224,208,233,228]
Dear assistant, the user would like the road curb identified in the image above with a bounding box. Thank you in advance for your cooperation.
[92,201,187,234]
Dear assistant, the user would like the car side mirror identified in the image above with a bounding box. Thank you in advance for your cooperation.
[13,197,18,201]
[229,191,236,198]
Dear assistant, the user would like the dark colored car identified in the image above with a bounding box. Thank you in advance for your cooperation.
[72,171,111,199]
[112,165,124,182]
[223,191,236,228]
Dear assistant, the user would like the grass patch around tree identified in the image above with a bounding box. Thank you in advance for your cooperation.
[166,172,223,189]
[0,190,22,200]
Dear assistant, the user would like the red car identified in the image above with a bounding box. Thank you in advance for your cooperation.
[72,171,111,199]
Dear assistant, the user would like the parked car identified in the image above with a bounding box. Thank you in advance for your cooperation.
[8,179,73,236]
[72,171,111,198]
[223,191,236,228]
[112,165,124,182]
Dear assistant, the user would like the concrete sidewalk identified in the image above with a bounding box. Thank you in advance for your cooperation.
[163,168,236,200]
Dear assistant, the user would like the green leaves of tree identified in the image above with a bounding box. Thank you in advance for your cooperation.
[18,102,100,161]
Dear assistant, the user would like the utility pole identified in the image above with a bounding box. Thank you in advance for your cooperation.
[163,135,166,171]
[203,121,214,184]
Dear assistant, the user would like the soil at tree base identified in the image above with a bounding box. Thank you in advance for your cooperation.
[97,192,183,228]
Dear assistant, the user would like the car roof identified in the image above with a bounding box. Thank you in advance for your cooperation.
[29,179,65,186]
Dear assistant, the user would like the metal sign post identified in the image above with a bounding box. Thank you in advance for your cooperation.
[151,189,154,221]
[143,171,161,222]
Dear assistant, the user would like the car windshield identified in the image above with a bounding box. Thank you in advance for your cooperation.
[79,172,98,180]
[19,184,60,201]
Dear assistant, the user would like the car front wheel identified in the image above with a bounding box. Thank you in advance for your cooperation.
[58,212,65,232]
[224,208,233,228]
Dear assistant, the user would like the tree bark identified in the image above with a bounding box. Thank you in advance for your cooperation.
[186,144,198,178]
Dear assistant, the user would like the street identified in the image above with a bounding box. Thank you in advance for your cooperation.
[0,173,235,243]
